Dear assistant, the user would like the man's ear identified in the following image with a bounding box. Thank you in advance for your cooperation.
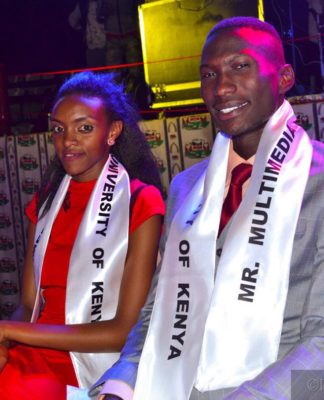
[279,64,295,94]
[107,120,123,146]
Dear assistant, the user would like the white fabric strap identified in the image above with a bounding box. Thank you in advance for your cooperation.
[133,100,312,399]
[32,154,130,388]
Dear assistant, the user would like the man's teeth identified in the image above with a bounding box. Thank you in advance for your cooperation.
[219,102,247,114]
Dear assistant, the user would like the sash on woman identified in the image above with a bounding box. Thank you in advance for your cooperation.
[32,154,130,388]
[133,100,313,399]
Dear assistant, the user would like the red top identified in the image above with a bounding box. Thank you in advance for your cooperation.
[17,178,165,388]
[25,178,165,326]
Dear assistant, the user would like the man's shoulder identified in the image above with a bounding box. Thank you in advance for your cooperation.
[310,139,324,174]
[171,158,210,189]
[311,139,324,152]
[163,158,210,230]
[166,158,210,216]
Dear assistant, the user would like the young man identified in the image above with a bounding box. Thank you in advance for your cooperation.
[93,16,324,400]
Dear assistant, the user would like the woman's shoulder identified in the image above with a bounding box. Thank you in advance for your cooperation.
[130,179,163,201]
[129,179,165,234]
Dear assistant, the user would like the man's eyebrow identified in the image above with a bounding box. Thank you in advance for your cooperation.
[200,54,248,69]
[200,63,210,70]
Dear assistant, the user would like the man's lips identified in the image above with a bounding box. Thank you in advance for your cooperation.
[215,101,249,114]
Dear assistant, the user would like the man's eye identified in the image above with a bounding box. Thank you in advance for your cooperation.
[201,71,216,79]
[80,124,94,133]
[235,63,249,70]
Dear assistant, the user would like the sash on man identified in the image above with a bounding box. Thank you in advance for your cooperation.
[133,100,312,399]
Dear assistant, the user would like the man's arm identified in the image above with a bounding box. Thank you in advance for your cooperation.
[94,266,161,399]
[224,338,324,400]
[224,210,324,400]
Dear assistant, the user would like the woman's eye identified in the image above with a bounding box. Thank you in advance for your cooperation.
[80,124,94,133]
[51,125,64,134]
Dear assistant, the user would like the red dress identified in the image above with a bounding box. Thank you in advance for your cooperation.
[0,178,165,399]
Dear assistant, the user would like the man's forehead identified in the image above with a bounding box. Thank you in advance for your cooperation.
[234,27,275,46]
[202,27,280,65]
[209,26,276,49]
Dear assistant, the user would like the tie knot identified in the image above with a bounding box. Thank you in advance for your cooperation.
[219,163,252,236]
[231,163,252,186]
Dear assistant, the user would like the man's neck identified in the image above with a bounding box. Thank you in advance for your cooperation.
[232,136,259,160]
[231,122,268,159]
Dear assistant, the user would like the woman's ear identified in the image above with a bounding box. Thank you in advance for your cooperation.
[107,120,123,146]
[279,64,295,94]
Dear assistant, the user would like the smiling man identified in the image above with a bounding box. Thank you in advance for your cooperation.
[94,17,324,400]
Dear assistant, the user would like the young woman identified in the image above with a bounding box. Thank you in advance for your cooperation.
[0,71,165,399]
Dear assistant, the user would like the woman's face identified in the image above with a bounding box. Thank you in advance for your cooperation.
[50,94,120,182]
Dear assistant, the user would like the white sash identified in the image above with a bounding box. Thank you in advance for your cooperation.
[32,154,130,388]
[134,100,312,399]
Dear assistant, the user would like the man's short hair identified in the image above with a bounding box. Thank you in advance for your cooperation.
[207,16,281,42]
[206,16,285,66]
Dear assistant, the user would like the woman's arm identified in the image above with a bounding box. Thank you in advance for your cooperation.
[0,214,162,353]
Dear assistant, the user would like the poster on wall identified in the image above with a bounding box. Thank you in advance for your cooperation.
[316,101,324,142]
[0,132,54,319]
[165,117,183,180]
[15,133,42,238]
[45,131,56,163]
[292,103,317,140]
[179,113,214,170]
[0,137,20,318]
[139,119,170,198]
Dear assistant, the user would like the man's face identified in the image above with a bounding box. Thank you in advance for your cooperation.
[200,28,285,141]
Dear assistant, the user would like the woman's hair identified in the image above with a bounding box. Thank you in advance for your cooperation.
[37,71,162,216]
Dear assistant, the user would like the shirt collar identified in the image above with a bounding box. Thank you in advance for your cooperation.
[226,140,255,186]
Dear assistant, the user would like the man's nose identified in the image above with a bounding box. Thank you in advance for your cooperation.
[214,73,236,97]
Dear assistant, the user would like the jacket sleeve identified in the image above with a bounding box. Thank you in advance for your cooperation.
[224,194,324,400]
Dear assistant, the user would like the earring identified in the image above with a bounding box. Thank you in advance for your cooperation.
[107,138,115,146]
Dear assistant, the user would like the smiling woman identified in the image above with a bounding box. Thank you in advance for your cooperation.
[0,72,165,399]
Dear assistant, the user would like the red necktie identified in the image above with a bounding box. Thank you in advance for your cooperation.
[219,163,252,235]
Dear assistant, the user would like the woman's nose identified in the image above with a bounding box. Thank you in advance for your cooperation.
[63,129,78,146]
